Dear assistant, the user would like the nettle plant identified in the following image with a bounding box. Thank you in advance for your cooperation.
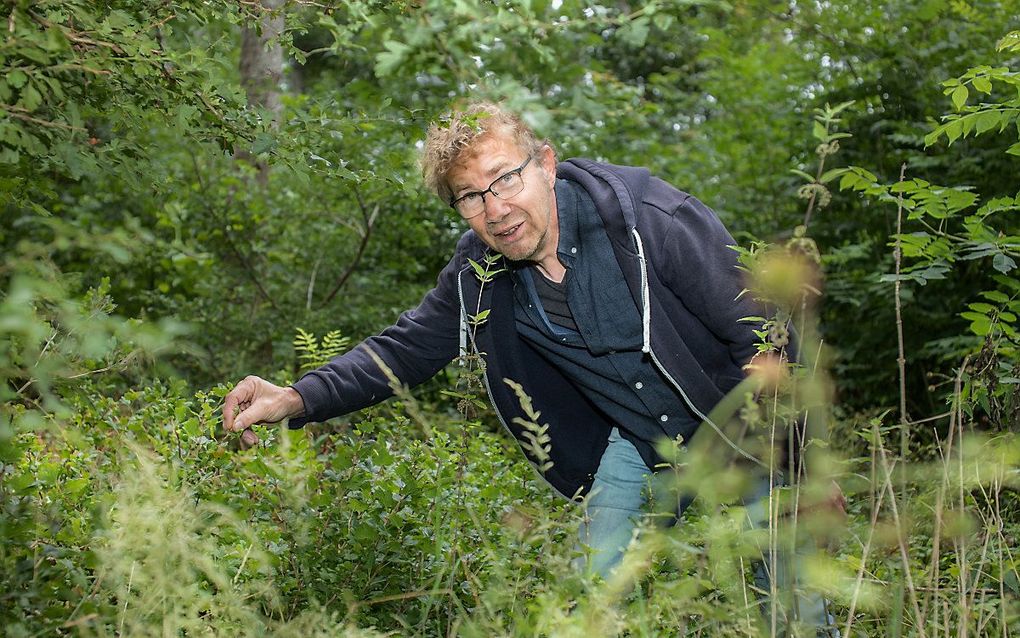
[839,30,1020,427]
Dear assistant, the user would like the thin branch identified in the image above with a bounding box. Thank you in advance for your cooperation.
[0,104,84,131]
[875,429,928,638]
[320,186,377,307]
[28,13,125,54]
[802,153,827,230]
[894,163,910,481]
[305,256,321,312]
[190,151,279,311]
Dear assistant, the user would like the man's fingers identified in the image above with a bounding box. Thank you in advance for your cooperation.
[222,391,239,432]
[223,377,257,432]
[232,410,249,433]
[240,428,259,449]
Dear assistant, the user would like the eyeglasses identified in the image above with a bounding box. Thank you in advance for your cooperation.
[449,156,533,219]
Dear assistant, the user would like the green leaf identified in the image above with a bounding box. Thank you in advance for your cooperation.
[969,314,992,336]
[972,76,992,94]
[981,290,1010,303]
[1006,142,1020,156]
[812,120,828,141]
[375,40,412,77]
[21,83,42,112]
[8,70,27,89]
[951,84,969,110]
[819,168,849,184]
[993,252,1016,274]
[944,119,963,144]
[974,111,1002,135]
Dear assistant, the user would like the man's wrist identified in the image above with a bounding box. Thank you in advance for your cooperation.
[284,386,306,419]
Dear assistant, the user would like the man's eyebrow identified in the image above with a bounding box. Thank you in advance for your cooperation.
[451,160,513,196]
[484,160,512,178]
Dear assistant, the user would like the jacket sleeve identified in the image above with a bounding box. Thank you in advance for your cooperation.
[288,234,470,427]
[656,194,767,368]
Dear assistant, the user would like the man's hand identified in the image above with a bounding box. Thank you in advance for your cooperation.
[222,376,305,449]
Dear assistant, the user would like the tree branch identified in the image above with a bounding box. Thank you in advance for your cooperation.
[320,186,377,307]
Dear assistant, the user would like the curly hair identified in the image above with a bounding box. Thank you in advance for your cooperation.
[421,101,549,204]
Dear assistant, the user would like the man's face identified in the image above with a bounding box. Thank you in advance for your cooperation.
[446,134,559,267]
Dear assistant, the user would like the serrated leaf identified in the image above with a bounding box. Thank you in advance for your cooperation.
[8,70,27,89]
[375,40,412,77]
[468,258,486,279]
[21,83,42,112]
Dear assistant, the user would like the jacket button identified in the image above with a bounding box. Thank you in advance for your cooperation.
[634,381,643,389]
[660,414,669,422]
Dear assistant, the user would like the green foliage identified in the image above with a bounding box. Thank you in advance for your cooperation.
[294,327,351,374]
[3,1,1020,636]
[504,378,554,475]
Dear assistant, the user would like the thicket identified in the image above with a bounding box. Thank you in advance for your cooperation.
[2,1,1019,636]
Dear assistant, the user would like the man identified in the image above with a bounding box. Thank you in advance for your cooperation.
[223,102,835,631]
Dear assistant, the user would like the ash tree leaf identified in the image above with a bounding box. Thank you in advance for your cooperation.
[972,76,993,94]
[968,314,992,336]
[975,111,1001,135]
[993,252,1016,273]
[951,84,969,110]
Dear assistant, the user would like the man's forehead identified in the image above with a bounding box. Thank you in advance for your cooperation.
[450,136,525,186]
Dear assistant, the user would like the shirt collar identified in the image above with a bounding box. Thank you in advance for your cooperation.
[554,178,582,268]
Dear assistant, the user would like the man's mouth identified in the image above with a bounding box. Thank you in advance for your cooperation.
[493,222,524,239]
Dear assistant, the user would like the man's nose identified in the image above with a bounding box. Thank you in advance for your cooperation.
[482,192,510,220]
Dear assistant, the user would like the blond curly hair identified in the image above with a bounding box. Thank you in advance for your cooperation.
[421,101,549,204]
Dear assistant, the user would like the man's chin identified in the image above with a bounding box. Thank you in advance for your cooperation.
[490,239,531,261]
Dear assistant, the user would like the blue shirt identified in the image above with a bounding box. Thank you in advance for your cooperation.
[512,179,701,469]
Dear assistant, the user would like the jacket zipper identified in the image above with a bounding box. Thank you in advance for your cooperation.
[630,228,714,426]
[631,229,765,466]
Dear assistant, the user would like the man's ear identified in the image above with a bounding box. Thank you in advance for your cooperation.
[539,144,557,186]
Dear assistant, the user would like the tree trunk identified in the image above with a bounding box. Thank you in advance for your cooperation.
[238,0,284,183]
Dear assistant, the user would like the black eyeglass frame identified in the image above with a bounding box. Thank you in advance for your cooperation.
[449,155,533,218]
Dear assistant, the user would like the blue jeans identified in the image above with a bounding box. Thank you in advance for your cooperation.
[576,428,838,634]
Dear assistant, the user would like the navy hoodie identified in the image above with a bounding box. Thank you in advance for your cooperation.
[291,159,768,499]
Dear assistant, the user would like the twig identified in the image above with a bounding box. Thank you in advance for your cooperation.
[802,153,827,230]
[843,443,890,638]
[0,104,84,131]
[320,185,377,307]
[875,427,928,638]
[305,256,321,311]
[894,164,910,460]
[189,152,279,311]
